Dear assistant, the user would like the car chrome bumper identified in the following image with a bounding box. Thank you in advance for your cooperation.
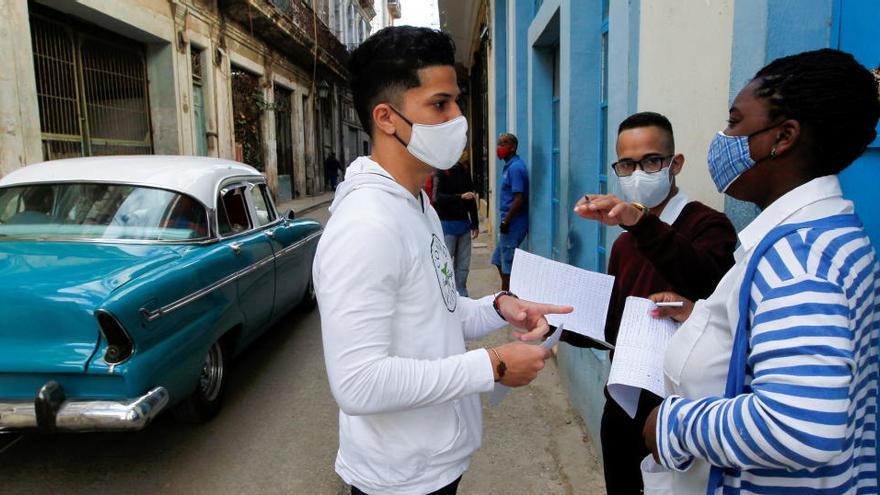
[0,382,169,433]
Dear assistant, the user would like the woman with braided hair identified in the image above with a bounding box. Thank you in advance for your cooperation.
[641,48,880,494]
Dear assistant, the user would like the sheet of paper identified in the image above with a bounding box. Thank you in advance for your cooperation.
[489,324,565,406]
[607,297,680,418]
[541,324,564,350]
[510,249,615,347]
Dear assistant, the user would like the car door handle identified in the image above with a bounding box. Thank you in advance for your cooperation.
[229,242,242,254]
[265,229,276,239]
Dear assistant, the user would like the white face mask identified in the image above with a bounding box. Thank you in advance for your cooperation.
[391,107,468,170]
[618,163,673,208]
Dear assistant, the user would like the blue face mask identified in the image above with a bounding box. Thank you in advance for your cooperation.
[707,124,780,192]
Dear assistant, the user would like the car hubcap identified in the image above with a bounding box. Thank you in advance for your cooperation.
[199,342,224,402]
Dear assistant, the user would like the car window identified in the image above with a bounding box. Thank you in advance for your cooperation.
[0,184,208,241]
[248,183,275,227]
[217,186,252,236]
[160,194,209,238]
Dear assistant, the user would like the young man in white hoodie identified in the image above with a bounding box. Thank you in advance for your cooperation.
[313,26,572,495]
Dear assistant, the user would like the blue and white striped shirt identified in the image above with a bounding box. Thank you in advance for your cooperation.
[657,176,879,494]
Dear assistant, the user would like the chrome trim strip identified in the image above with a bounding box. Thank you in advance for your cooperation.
[139,230,322,322]
[216,217,285,243]
[275,231,322,259]
[0,387,169,432]
[140,250,275,322]
[213,178,283,242]
[0,236,217,246]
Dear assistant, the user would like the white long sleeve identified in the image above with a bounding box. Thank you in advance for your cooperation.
[457,294,507,341]
[315,215,495,417]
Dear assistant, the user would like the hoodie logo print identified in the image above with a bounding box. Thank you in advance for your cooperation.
[431,234,457,312]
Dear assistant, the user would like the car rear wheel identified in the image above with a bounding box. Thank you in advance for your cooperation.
[172,339,226,423]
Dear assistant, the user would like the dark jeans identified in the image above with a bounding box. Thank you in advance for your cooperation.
[444,232,472,297]
[600,390,663,495]
[351,476,462,495]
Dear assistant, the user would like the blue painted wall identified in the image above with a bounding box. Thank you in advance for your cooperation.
[503,0,619,457]
[553,0,644,461]
[525,0,559,258]
[513,0,532,154]
[555,0,609,454]
[725,0,834,231]
[492,0,645,457]
[494,1,536,232]
[494,0,878,468]
[493,0,508,223]
[726,0,878,247]
[563,0,602,270]
[833,0,880,248]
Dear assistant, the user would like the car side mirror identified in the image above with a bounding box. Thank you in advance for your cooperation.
[285,208,295,220]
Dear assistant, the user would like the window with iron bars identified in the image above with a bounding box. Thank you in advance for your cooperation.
[29,9,152,160]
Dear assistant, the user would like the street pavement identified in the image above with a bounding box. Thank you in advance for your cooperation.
[0,205,605,495]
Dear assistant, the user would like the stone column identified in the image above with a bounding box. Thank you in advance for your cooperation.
[0,0,42,176]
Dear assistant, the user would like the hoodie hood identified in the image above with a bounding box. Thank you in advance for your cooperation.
[329,156,428,214]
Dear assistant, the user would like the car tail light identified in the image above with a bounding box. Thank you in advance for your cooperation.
[96,311,134,364]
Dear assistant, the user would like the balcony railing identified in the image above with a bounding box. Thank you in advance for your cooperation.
[358,0,376,18]
[388,0,401,18]
[220,0,349,77]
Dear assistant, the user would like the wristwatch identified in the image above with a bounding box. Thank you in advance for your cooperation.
[493,290,518,320]
[629,202,649,224]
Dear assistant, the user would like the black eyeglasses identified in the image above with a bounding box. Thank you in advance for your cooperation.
[611,155,673,177]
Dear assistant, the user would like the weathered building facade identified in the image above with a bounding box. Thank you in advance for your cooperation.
[0,0,375,200]
[370,0,400,32]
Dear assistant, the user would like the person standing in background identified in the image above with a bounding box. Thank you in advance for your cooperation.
[433,150,480,296]
[492,133,529,291]
[324,151,341,190]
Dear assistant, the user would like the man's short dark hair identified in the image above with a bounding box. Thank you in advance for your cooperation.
[617,111,675,151]
[498,133,518,149]
[349,26,456,134]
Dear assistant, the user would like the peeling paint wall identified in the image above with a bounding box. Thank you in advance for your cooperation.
[0,0,42,177]
[0,0,351,201]
[637,0,734,212]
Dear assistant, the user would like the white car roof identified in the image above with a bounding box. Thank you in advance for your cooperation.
[0,156,264,208]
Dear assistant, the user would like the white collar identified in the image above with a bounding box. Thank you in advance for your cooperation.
[735,175,843,260]
[658,189,690,225]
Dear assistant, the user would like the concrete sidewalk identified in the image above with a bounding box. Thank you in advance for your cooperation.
[459,223,606,494]
[276,191,335,217]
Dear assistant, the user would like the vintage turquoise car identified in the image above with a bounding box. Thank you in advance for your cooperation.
[0,156,321,432]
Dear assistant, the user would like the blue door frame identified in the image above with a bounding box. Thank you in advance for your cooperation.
[833,0,880,247]
[551,45,561,260]
[595,8,609,272]
[831,0,880,479]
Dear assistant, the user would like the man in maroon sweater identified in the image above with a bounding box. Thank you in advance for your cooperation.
[563,112,736,495]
